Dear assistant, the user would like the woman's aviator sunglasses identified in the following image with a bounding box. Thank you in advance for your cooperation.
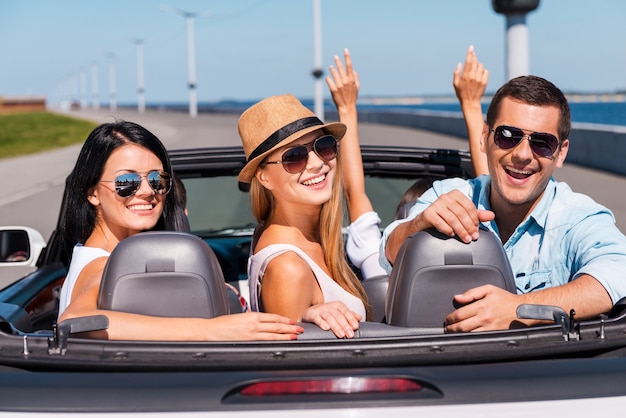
[263,135,338,174]
[490,125,561,158]
[101,171,171,198]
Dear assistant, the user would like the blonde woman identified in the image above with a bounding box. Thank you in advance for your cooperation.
[238,94,370,338]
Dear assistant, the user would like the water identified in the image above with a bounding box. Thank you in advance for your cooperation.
[355,101,626,127]
[185,99,626,127]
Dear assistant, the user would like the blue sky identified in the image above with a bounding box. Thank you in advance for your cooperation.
[1,0,625,105]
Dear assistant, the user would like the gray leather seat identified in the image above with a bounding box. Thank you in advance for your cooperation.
[361,275,389,323]
[98,231,230,318]
[386,227,516,328]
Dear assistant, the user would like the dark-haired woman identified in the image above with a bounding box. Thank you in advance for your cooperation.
[58,120,302,341]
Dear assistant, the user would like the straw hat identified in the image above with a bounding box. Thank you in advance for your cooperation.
[237,94,346,183]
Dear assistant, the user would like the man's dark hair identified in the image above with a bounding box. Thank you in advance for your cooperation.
[486,75,571,142]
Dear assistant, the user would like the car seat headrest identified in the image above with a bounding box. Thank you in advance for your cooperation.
[386,227,516,328]
[98,231,230,318]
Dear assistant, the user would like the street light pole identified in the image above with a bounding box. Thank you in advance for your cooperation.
[185,13,198,118]
[162,5,208,118]
[312,0,324,120]
[91,62,99,110]
[79,68,88,109]
[108,53,117,112]
[134,39,145,113]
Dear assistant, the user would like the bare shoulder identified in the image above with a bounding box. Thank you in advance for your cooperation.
[73,256,109,298]
[255,224,300,250]
[264,250,313,284]
[61,256,109,321]
[262,249,320,308]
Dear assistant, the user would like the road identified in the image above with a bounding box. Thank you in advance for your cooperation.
[2,106,626,242]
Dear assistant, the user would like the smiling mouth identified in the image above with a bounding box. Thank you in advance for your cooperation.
[505,166,534,180]
[127,204,154,211]
[302,174,326,186]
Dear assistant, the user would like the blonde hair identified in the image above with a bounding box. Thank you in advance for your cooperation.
[250,156,371,320]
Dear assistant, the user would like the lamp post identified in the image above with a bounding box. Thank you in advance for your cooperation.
[108,53,117,112]
[185,13,198,118]
[491,0,540,80]
[162,5,209,118]
[91,62,99,110]
[311,0,324,120]
[79,68,88,110]
[134,39,146,113]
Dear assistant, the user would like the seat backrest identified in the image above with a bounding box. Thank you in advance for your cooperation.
[172,206,192,233]
[386,227,516,328]
[361,275,389,323]
[98,231,230,318]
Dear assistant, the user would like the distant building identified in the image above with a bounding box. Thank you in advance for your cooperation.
[0,96,47,113]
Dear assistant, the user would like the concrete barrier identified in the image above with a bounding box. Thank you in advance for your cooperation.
[182,104,626,177]
[566,123,626,177]
[326,108,626,177]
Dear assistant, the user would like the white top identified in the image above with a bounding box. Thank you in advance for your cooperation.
[346,211,388,280]
[58,245,110,318]
[248,243,366,320]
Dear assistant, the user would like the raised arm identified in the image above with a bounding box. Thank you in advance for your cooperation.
[453,45,489,176]
[326,49,388,280]
[326,48,373,221]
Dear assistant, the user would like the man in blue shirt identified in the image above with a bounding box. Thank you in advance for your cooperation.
[381,75,626,332]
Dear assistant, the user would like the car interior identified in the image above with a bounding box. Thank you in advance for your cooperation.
[98,231,231,319]
[5,146,623,345]
[385,226,517,328]
[48,169,524,340]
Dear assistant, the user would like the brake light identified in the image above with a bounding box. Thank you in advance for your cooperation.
[240,377,422,396]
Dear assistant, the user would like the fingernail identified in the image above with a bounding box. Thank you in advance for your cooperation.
[472,232,479,240]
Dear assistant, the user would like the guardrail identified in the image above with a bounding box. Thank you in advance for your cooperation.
[334,108,626,177]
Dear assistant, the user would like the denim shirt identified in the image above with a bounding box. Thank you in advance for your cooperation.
[380,175,626,303]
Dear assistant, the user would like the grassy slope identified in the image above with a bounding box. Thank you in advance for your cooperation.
[0,111,97,159]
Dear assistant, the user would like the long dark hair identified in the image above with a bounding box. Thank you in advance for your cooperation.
[58,120,179,258]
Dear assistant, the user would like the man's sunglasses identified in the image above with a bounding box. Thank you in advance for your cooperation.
[490,125,561,158]
[100,171,171,198]
[263,135,338,174]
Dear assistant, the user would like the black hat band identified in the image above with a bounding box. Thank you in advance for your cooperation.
[247,116,323,162]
